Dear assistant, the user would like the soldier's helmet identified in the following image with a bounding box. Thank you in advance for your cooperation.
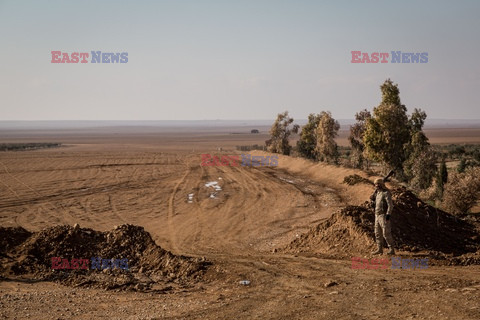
[374,178,385,187]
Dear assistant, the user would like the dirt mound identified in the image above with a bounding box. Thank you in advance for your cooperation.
[284,205,376,259]
[284,187,480,265]
[0,227,32,255]
[343,174,373,186]
[0,224,210,291]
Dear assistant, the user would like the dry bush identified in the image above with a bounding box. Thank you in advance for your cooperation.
[419,177,441,203]
[442,167,480,215]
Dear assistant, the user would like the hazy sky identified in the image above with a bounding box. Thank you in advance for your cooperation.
[1,0,479,121]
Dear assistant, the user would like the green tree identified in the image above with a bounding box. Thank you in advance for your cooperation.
[315,111,340,163]
[436,157,448,198]
[457,157,466,173]
[297,113,322,160]
[265,111,299,155]
[406,149,438,190]
[349,109,371,169]
[364,79,411,177]
[404,108,437,190]
[380,78,401,106]
[406,108,430,157]
[439,158,448,184]
[472,147,480,163]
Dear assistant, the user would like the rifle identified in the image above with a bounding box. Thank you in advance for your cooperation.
[383,169,395,182]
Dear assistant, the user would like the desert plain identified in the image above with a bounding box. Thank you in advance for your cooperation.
[0,123,480,320]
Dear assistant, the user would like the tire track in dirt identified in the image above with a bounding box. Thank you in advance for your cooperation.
[161,157,254,255]
[0,175,24,228]
[167,158,193,253]
[0,176,22,200]
[212,163,341,252]
[0,159,78,227]
[0,181,145,210]
[163,161,222,256]
[176,163,246,254]
[168,160,310,255]
[0,154,144,229]
[182,163,214,255]
[108,194,127,225]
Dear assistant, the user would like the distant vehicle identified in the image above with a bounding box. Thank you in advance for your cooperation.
[251,129,259,134]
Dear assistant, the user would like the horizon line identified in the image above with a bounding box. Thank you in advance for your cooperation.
[1,118,480,122]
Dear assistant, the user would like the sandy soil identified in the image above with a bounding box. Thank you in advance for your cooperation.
[1,128,479,319]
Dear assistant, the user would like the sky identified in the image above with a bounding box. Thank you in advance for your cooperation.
[0,0,479,121]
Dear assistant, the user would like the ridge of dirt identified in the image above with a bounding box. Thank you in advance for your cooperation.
[284,187,480,265]
[0,224,210,292]
[343,174,373,186]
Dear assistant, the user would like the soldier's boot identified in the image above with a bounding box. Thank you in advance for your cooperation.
[387,247,395,255]
[371,244,383,255]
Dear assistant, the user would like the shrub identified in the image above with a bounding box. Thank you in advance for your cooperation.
[442,167,480,215]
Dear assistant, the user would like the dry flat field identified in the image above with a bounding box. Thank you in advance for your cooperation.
[1,126,480,319]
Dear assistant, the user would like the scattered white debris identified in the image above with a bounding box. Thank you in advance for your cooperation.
[279,177,294,184]
[205,180,223,199]
[205,181,222,191]
[218,177,222,180]
[187,193,194,203]
[205,181,217,187]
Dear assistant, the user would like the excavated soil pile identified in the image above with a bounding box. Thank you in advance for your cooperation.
[0,227,32,256]
[284,187,480,265]
[343,174,373,186]
[0,224,210,291]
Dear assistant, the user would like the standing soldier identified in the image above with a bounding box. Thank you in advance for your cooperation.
[370,178,395,255]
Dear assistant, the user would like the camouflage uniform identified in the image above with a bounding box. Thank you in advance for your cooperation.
[370,179,395,254]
